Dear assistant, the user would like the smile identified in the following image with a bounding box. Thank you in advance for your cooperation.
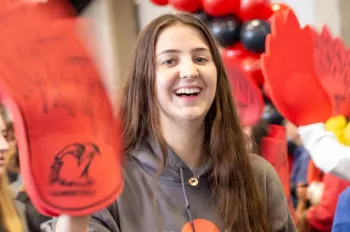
[174,87,202,97]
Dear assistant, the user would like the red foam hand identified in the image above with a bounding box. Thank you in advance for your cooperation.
[313,26,350,117]
[0,0,76,17]
[0,4,123,216]
[239,0,272,20]
[202,0,240,17]
[169,0,201,12]
[223,57,264,126]
[261,9,332,126]
[150,0,169,6]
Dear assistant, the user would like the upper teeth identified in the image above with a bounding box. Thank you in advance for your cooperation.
[175,87,201,94]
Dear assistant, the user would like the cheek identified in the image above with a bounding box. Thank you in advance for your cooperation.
[204,69,218,95]
[155,72,175,101]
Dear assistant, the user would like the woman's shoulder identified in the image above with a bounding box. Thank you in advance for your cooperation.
[248,154,278,181]
[248,154,285,196]
[248,154,297,231]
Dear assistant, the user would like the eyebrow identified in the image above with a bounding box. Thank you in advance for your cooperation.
[156,47,210,56]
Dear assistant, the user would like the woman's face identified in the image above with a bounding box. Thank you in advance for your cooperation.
[0,115,9,176]
[155,24,217,123]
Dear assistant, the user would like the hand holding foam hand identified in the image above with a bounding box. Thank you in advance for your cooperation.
[261,9,332,126]
[0,0,123,226]
[56,215,90,232]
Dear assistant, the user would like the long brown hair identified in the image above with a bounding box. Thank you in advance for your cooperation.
[120,13,271,232]
[0,175,24,232]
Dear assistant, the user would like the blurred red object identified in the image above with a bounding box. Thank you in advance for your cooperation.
[261,9,332,126]
[222,44,265,87]
[202,0,240,17]
[223,52,264,126]
[0,0,76,16]
[150,0,169,6]
[169,0,201,12]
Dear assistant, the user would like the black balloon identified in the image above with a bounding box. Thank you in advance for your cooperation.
[208,15,241,48]
[240,19,271,54]
[194,10,212,23]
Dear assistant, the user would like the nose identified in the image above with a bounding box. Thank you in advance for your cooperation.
[179,59,199,79]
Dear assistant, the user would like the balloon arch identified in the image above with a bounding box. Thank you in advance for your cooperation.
[149,0,291,127]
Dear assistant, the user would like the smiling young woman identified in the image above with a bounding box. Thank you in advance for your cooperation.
[55,12,296,232]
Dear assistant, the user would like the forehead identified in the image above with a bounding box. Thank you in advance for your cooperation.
[156,24,209,53]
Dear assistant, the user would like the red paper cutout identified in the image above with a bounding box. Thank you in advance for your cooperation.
[0,3,123,216]
[312,26,350,117]
[261,9,332,126]
[224,61,264,126]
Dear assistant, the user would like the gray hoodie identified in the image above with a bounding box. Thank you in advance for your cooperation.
[53,139,296,232]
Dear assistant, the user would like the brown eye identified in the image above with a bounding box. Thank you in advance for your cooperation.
[162,59,175,65]
[195,57,208,63]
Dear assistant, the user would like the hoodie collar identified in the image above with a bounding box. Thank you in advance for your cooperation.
[130,138,212,185]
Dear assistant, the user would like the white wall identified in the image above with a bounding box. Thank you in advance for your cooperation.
[272,0,315,27]
[136,0,175,30]
[275,0,341,36]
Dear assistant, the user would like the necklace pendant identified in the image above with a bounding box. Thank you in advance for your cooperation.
[189,177,199,187]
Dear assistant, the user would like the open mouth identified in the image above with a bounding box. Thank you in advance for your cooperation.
[174,87,201,98]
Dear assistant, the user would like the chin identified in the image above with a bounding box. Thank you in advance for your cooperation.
[178,109,208,121]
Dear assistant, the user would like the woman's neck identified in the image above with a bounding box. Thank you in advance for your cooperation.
[160,116,205,169]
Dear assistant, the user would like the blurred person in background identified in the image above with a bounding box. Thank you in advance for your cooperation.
[285,120,310,209]
[0,106,26,232]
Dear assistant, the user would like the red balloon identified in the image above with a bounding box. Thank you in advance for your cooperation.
[222,43,255,61]
[239,0,272,20]
[150,0,169,6]
[202,0,240,17]
[170,0,201,12]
